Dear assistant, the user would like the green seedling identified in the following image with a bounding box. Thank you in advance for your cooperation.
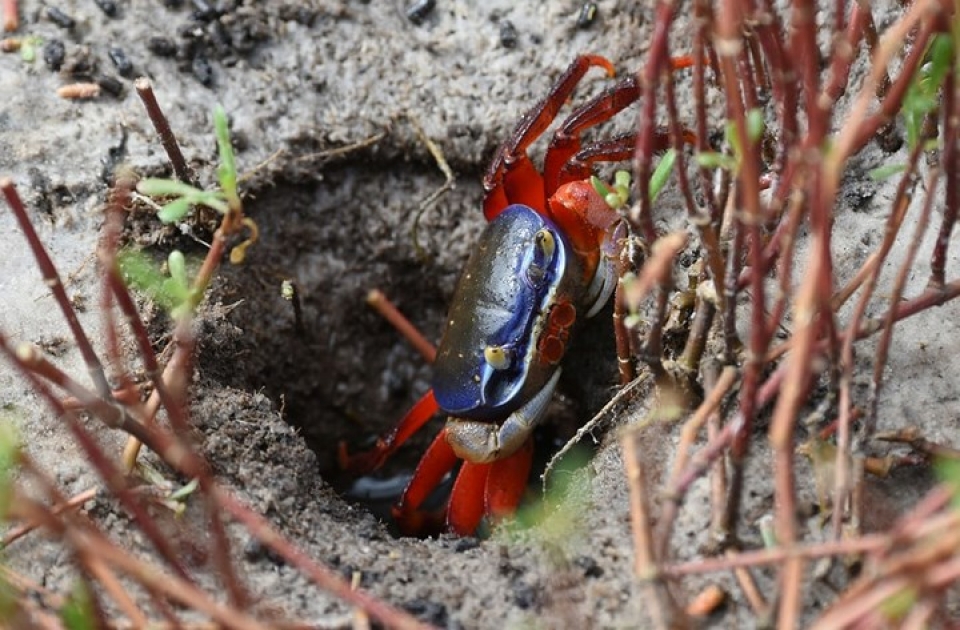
[0,420,21,522]
[495,445,592,545]
[696,107,765,173]
[935,456,960,511]
[19,36,41,63]
[591,152,676,212]
[59,580,95,630]
[903,34,952,151]
[119,249,194,320]
[870,34,953,181]
[136,105,239,224]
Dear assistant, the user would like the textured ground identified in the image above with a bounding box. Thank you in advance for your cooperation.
[1,0,956,627]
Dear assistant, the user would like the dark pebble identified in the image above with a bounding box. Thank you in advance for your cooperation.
[96,74,124,97]
[577,2,598,29]
[46,6,76,29]
[499,20,518,48]
[406,0,435,25]
[107,46,133,77]
[147,36,178,57]
[94,0,118,17]
[192,55,214,86]
[42,39,66,72]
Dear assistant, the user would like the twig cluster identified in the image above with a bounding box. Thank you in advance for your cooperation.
[619,0,960,626]
[0,83,431,628]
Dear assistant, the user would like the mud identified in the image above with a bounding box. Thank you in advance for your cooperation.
[1,0,957,627]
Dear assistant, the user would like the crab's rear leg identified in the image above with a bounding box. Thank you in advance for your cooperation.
[338,389,440,473]
[391,426,460,535]
[482,55,615,219]
[544,55,697,194]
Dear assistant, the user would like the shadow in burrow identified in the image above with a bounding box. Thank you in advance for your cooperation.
[200,160,624,530]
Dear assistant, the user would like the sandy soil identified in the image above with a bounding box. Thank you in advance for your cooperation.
[1,0,957,627]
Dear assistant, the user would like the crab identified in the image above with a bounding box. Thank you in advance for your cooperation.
[340,54,690,536]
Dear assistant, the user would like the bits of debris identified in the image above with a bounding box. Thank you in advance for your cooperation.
[42,38,65,71]
[191,54,213,86]
[94,0,118,17]
[499,19,518,48]
[95,74,124,97]
[576,2,598,29]
[57,82,100,100]
[107,45,133,77]
[405,0,435,26]
[2,0,18,32]
[46,6,76,29]
[147,36,178,57]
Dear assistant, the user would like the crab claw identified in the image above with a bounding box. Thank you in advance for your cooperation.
[445,369,561,463]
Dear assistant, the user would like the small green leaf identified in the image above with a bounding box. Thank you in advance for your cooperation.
[168,478,199,502]
[695,151,736,170]
[157,198,192,223]
[60,580,96,630]
[0,421,21,521]
[614,170,631,190]
[747,108,765,144]
[935,456,960,511]
[119,249,192,316]
[214,105,238,202]
[868,163,907,181]
[19,36,42,63]
[649,148,677,202]
[590,176,611,199]
[137,178,205,198]
[167,251,188,289]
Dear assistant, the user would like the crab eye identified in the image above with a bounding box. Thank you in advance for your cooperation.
[534,229,555,260]
[483,345,512,370]
[526,228,556,287]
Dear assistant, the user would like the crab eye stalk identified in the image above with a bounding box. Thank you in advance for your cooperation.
[534,229,556,260]
[526,228,557,287]
[484,345,513,370]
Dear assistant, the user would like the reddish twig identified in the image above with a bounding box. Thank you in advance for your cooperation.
[366,289,437,363]
[135,78,192,184]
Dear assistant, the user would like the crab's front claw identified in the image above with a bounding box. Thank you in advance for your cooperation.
[446,369,562,464]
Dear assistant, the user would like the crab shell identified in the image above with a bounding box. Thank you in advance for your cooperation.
[432,202,616,464]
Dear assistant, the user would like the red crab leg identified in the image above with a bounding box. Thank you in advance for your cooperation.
[482,55,616,220]
[446,439,535,535]
[446,461,492,535]
[338,389,439,473]
[484,438,535,518]
[555,130,690,184]
[392,426,460,536]
[543,55,696,195]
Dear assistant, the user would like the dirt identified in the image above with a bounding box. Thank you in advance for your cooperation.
[1,0,957,627]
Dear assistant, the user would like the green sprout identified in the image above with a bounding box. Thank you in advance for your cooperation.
[696,107,765,173]
[135,105,239,224]
[648,148,677,202]
[495,445,593,544]
[935,456,960,512]
[59,580,96,630]
[19,36,41,63]
[0,419,21,522]
[591,152,677,212]
[869,34,952,181]
[591,169,632,209]
[118,249,195,320]
[902,34,952,151]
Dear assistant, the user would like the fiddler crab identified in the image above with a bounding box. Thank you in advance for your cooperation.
[341,54,692,536]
